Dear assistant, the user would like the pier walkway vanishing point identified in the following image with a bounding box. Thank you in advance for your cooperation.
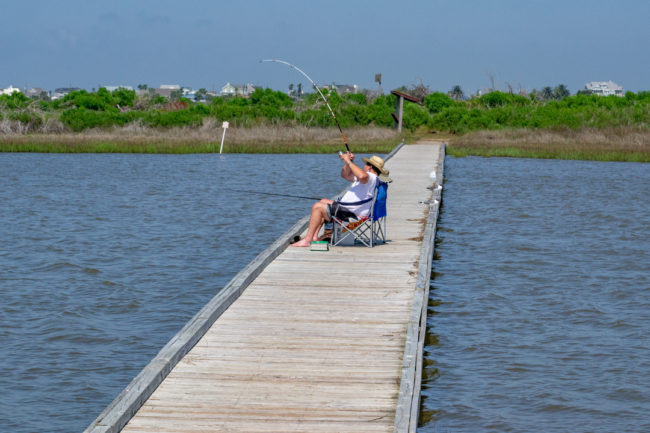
[85,142,445,433]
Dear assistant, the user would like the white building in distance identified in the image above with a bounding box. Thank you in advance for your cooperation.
[104,86,134,92]
[52,87,81,100]
[321,83,359,94]
[585,81,624,96]
[0,85,21,95]
[220,82,256,97]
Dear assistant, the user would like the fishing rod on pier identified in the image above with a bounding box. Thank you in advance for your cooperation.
[260,59,351,153]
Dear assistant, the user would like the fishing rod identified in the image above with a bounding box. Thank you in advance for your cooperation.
[260,59,351,153]
[226,188,321,201]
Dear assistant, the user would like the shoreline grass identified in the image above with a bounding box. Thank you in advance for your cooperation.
[0,124,400,154]
[2,124,649,162]
[441,127,650,162]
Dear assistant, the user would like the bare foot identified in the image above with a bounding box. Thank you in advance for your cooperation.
[291,239,311,247]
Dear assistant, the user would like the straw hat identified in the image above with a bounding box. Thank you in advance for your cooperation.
[379,169,393,183]
[362,155,388,175]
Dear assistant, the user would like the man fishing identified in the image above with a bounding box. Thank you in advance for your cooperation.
[291,152,387,247]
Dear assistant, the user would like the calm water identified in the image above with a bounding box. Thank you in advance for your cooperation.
[0,153,355,433]
[2,154,648,433]
[420,157,649,432]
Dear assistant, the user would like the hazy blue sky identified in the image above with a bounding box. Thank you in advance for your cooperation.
[2,0,649,94]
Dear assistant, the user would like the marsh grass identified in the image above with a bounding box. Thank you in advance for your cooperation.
[0,122,399,154]
[447,127,650,162]
[4,120,649,162]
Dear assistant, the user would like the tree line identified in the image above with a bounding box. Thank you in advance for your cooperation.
[1,85,649,134]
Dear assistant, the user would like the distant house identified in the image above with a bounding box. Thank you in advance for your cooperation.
[51,87,81,100]
[331,83,358,94]
[318,83,358,94]
[154,85,181,98]
[0,85,22,96]
[220,82,256,97]
[104,85,134,92]
[155,89,174,98]
[24,87,48,99]
[585,81,623,96]
[135,89,151,98]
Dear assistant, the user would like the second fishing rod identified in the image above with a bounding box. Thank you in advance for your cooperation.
[225,188,321,201]
[228,148,359,202]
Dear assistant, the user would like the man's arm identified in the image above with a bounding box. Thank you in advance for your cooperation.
[340,152,369,183]
[340,155,355,181]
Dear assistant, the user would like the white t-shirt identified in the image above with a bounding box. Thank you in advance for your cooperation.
[337,172,378,217]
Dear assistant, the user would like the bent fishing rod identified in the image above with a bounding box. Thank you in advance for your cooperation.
[261,59,351,153]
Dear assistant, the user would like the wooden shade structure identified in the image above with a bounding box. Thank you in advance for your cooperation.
[391,90,423,132]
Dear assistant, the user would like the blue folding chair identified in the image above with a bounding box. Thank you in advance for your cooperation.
[331,180,388,247]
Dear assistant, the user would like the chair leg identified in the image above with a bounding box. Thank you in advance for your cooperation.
[331,218,378,248]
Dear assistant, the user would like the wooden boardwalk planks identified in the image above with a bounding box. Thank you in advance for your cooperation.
[87,142,444,433]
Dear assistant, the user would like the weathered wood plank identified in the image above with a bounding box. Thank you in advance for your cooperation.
[84,142,444,433]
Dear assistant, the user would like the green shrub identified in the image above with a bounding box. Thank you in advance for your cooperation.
[0,92,31,109]
[249,88,293,108]
[402,104,429,131]
[346,104,372,125]
[369,104,394,128]
[211,103,246,122]
[367,95,396,127]
[345,93,367,105]
[430,106,470,133]
[61,88,121,112]
[635,91,650,102]
[479,91,530,108]
[111,88,136,107]
[60,107,133,131]
[298,108,335,127]
[190,104,210,115]
[5,86,650,136]
[143,109,203,128]
[424,92,453,114]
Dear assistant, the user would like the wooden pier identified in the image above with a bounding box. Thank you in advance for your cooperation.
[85,142,445,433]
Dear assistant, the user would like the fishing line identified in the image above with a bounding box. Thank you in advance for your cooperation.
[260,59,351,153]
[225,188,321,201]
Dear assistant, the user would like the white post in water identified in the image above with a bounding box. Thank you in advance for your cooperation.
[219,121,229,154]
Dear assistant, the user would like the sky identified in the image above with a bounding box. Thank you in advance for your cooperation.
[2,0,649,95]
